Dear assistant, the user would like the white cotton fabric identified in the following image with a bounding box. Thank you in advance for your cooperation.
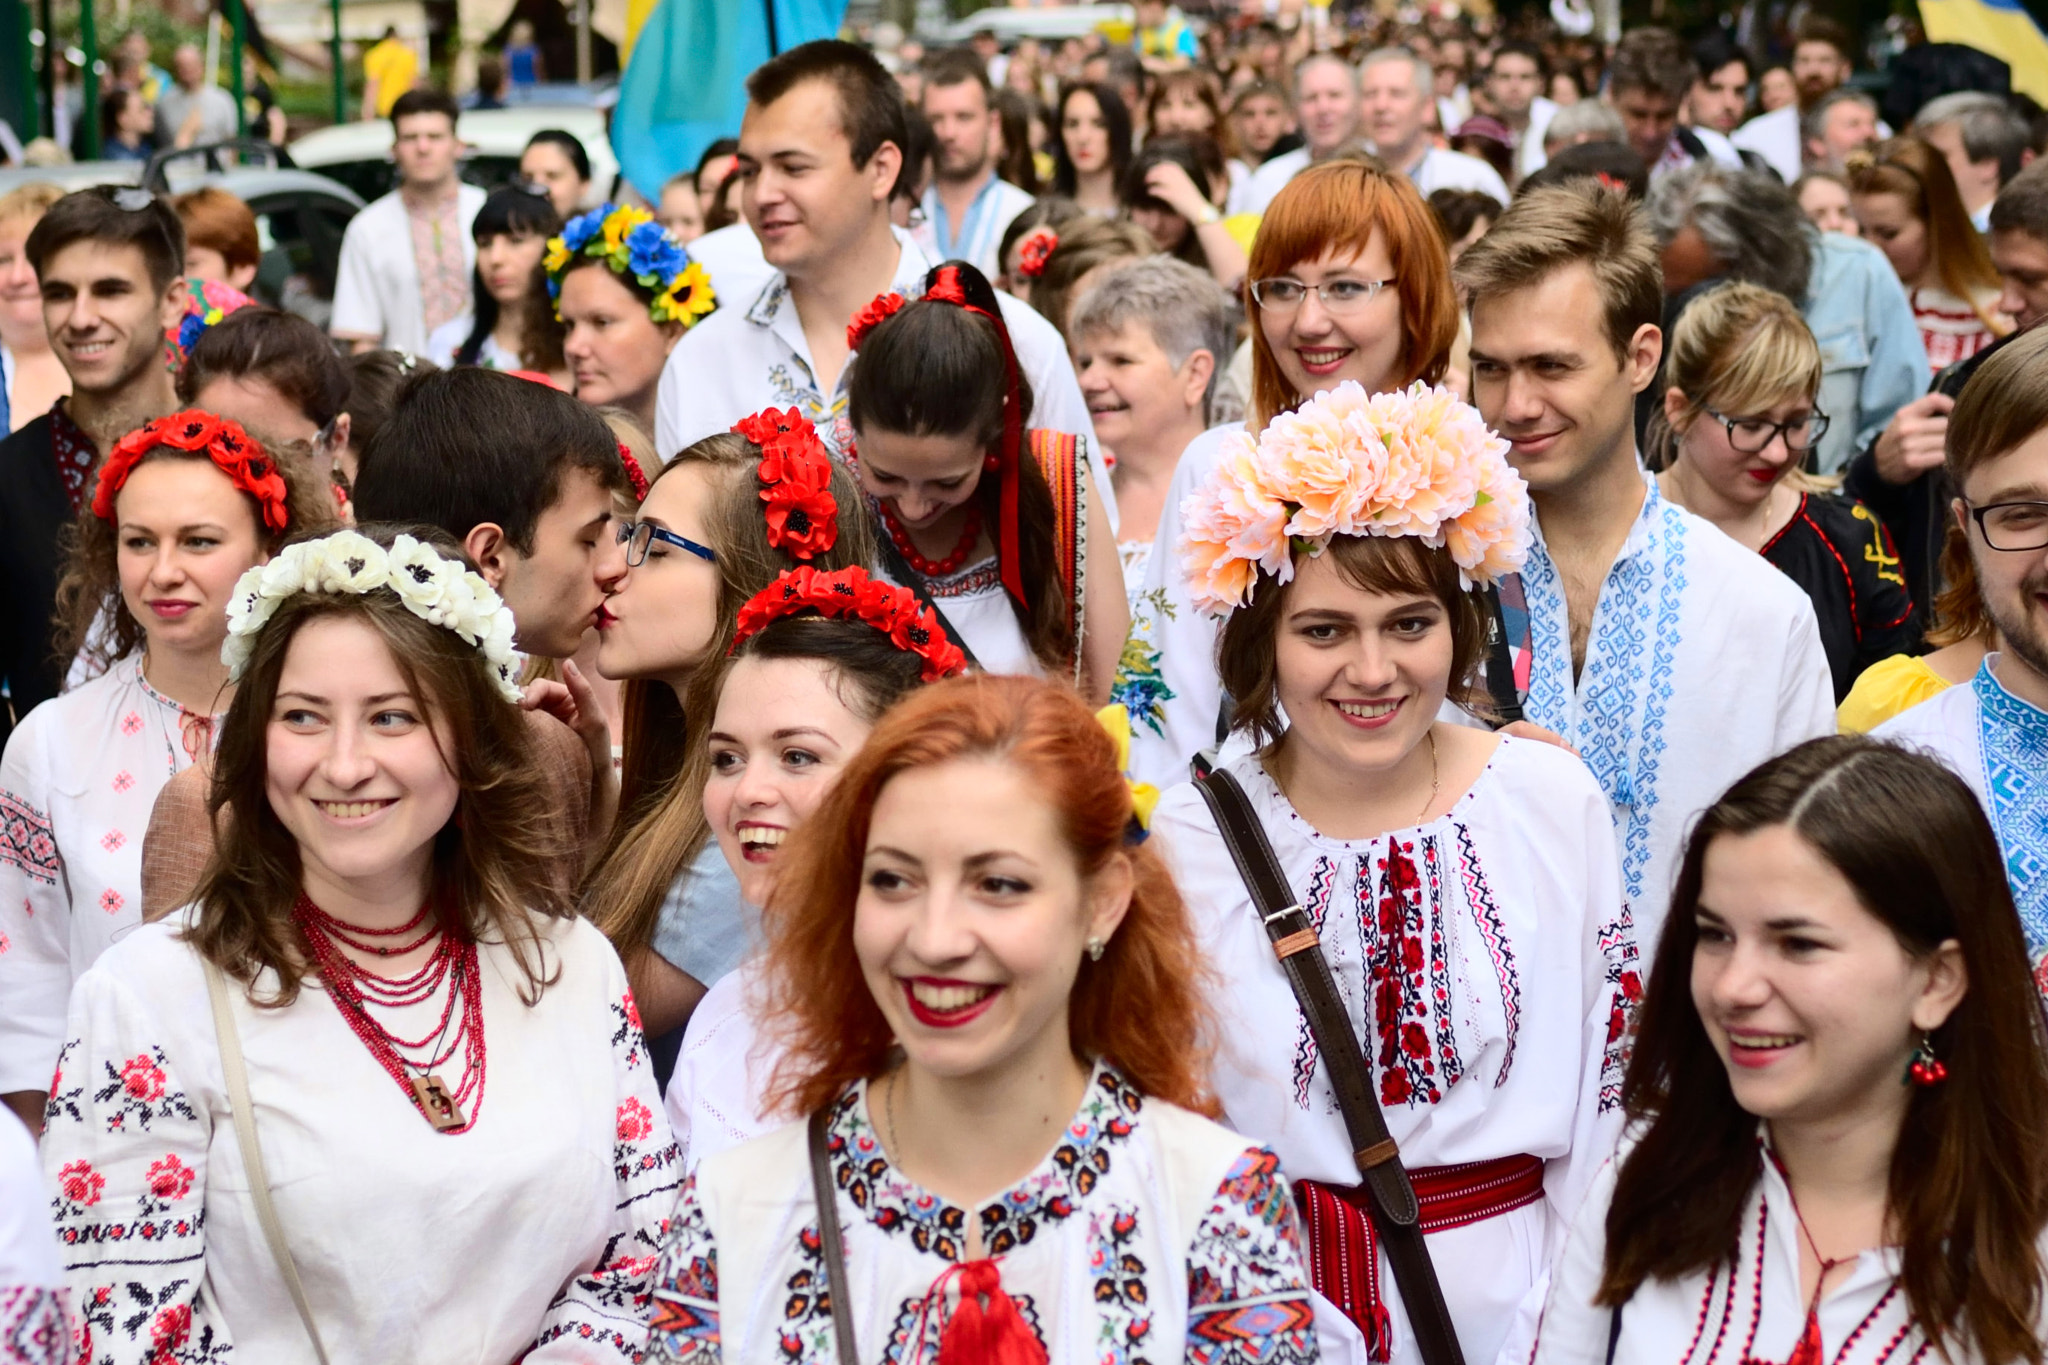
[328,185,488,354]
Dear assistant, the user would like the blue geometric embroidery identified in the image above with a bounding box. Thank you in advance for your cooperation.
[1972,664,2048,954]
[1516,479,1687,906]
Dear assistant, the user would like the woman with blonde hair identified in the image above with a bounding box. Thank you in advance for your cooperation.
[647,675,1319,1363]
[1125,157,1462,786]
[1850,137,2012,374]
[0,183,68,433]
[1652,281,1919,701]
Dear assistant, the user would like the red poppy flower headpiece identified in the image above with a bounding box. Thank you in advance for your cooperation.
[730,407,839,561]
[919,263,1028,610]
[1016,227,1058,279]
[730,565,969,683]
[92,410,290,531]
[847,291,907,353]
[615,440,651,502]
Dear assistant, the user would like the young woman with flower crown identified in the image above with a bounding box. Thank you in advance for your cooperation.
[845,260,1127,706]
[0,412,334,1133]
[646,673,1320,1365]
[1123,158,1463,788]
[1149,383,1639,1365]
[548,203,716,435]
[39,523,679,1364]
[583,408,873,1039]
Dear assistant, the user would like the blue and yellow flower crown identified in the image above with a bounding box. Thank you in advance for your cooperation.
[544,204,715,328]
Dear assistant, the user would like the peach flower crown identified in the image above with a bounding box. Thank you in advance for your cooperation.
[1179,381,1533,616]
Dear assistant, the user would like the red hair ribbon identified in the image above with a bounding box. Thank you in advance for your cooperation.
[92,410,290,531]
[922,264,1028,610]
[615,440,651,501]
[731,407,839,561]
[847,291,907,353]
[728,565,968,682]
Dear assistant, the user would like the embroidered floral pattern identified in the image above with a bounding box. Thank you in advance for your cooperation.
[648,1174,721,1363]
[1973,664,2048,955]
[1185,1150,1317,1365]
[1110,589,1179,739]
[0,790,58,885]
[0,1284,69,1365]
[1369,841,1448,1107]
[1597,905,1643,1113]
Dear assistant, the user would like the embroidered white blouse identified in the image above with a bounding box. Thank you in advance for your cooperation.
[40,911,679,1364]
[1,1108,66,1365]
[0,657,219,1095]
[646,1063,1320,1365]
[1530,1137,2048,1364]
[1150,739,1638,1365]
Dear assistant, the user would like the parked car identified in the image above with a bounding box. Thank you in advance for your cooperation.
[288,105,619,208]
[0,144,363,331]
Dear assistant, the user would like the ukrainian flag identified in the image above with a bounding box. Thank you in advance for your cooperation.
[611,0,850,200]
[1918,0,2048,104]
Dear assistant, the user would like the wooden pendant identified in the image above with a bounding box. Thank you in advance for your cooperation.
[410,1073,465,1131]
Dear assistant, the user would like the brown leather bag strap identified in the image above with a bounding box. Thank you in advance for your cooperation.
[807,1107,862,1365]
[1193,768,1469,1365]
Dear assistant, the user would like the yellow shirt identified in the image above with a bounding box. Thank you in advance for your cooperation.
[1837,654,1952,733]
[363,38,418,117]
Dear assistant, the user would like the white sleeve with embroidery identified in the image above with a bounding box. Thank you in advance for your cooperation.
[527,983,683,1362]
[1183,1147,1318,1365]
[1556,773,1638,1243]
[0,716,74,1097]
[645,1171,720,1364]
[41,966,222,1365]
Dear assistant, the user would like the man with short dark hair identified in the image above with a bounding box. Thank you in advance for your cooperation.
[1914,91,2036,233]
[913,49,1034,281]
[0,188,188,745]
[1801,88,1880,176]
[653,41,1107,522]
[330,87,486,354]
[1604,27,1743,182]
[1733,15,1858,182]
[1229,52,1361,214]
[1685,33,1748,138]
[1487,41,1556,181]
[1457,181,1832,934]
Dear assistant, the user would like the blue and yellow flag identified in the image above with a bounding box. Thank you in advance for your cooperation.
[1919,0,2048,104]
[611,0,850,201]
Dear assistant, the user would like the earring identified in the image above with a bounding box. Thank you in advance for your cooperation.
[1085,936,1106,962]
[1905,1032,1948,1087]
[984,452,1001,472]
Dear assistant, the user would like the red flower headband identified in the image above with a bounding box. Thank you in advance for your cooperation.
[846,291,906,352]
[1016,227,1058,279]
[92,410,290,531]
[616,440,651,501]
[731,565,968,683]
[730,407,838,560]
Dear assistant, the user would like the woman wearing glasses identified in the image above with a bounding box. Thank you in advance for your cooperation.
[1652,282,1919,702]
[1124,158,1461,782]
[583,412,873,1040]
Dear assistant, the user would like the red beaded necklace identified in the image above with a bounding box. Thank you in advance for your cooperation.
[880,502,984,579]
[294,895,486,1133]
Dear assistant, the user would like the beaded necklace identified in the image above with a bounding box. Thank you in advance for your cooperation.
[880,502,983,579]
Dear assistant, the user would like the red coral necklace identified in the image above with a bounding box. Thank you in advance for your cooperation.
[294,894,485,1133]
[880,502,983,578]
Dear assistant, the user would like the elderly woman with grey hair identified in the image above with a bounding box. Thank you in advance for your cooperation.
[1646,162,1927,474]
[1068,255,1236,596]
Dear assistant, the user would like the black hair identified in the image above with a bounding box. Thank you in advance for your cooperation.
[1690,31,1750,86]
[922,47,993,99]
[1428,187,1505,246]
[99,87,142,142]
[695,137,739,180]
[993,89,1044,195]
[177,307,352,430]
[353,367,628,551]
[733,614,926,724]
[1122,133,1225,266]
[26,186,185,293]
[1051,81,1134,198]
[1489,40,1546,74]
[457,184,564,371]
[524,128,592,182]
[389,86,460,127]
[746,39,908,172]
[897,105,935,203]
[342,350,438,467]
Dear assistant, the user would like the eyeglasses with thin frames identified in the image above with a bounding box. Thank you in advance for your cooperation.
[1248,276,1395,314]
[617,519,716,567]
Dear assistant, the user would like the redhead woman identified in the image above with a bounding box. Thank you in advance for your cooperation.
[1151,383,1636,1365]
[1530,737,2048,1363]
[549,204,715,436]
[846,261,1127,705]
[646,674,1320,1365]
[583,411,872,1038]
[1125,158,1462,786]
[39,525,677,1362]
[0,413,333,1133]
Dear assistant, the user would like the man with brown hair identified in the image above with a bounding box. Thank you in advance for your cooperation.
[1878,325,2048,982]
[1733,14,1860,182]
[1457,181,1832,939]
[1602,27,1743,182]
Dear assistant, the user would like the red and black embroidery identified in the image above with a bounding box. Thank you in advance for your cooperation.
[90,1048,199,1135]
[0,789,59,886]
[1369,841,1444,1107]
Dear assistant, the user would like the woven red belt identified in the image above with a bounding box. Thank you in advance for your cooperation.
[1296,1153,1546,1362]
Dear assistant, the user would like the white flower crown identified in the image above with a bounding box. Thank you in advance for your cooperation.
[223,530,525,702]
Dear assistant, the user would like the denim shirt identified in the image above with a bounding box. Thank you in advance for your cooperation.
[650,840,758,988]
[1801,229,1928,476]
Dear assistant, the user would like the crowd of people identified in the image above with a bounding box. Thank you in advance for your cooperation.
[3,4,2048,1364]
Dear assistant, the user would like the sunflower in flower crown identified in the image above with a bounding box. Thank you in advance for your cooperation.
[545,203,716,330]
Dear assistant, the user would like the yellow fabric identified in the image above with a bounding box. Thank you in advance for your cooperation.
[1919,0,2048,104]
[1095,703,1161,830]
[1837,654,1953,734]
[1223,212,1261,253]
[363,38,419,117]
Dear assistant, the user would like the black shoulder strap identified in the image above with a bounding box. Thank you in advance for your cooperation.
[1191,768,1468,1365]
[807,1107,861,1365]
[873,527,980,670]
[1480,585,1524,726]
